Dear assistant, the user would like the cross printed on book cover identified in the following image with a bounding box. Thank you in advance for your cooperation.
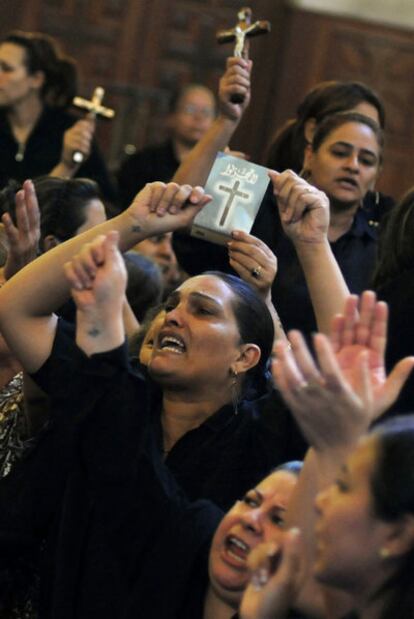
[191,152,270,245]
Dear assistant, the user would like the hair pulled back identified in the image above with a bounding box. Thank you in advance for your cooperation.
[206,271,274,400]
[4,31,77,108]
[266,80,385,172]
[311,111,384,155]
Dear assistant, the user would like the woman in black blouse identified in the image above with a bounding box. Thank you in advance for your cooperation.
[0,31,114,200]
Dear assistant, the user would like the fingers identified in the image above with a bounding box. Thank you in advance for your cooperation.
[228,230,277,289]
[1,211,19,246]
[248,529,301,594]
[144,182,211,216]
[64,234,107,290]
[224,147,250,160]
[376,356,414,416]
[219,57,252,119]
[146,182,192,215]
[331,292,388,358]
[268,170,330,241]
[63,119,94,161]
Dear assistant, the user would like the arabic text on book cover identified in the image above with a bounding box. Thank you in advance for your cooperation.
[191,152,270,245]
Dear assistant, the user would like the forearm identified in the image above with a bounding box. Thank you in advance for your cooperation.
[0,211,143,321]
[49,160,79,179]
[76,305,125,356]
[295,240,349,335]
[173,115,239,186]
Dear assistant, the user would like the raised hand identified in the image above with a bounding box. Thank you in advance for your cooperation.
[273,331,373,451]
[240,530,302,619]
[218,57,252,123]
[227,230,277,302]
[1,179,40,280]
[64,231,127,313]
[269,169,329,245]
[64,231,127,355]
[273,292,414,451]
[126,181,212,238]
[330,291,414,416]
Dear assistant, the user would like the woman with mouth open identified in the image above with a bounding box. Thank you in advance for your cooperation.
[0,178,307,618]
[239,307,414,619]
[0,170,411,618]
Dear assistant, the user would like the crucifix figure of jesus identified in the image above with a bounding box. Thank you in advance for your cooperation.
[216,7,271,60]
[218,180,249,227]
[216,8,271,102]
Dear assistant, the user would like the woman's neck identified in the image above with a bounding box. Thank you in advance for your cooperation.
[161,389,232,453]
[203,584,236,619]
[8,94,43,143]
[328,201,360,242]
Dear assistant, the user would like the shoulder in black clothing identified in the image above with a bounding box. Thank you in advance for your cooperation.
[116,139,179,209]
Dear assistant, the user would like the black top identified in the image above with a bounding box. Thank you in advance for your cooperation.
[173,189,394,337]
[116,139,179,209]
[0,106,116,202]
[0,320,306,618]
[0,320,221,618]
[376,268,414,414]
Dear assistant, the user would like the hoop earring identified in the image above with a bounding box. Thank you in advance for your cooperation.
[379,547,390,559]
[230,368,239,415]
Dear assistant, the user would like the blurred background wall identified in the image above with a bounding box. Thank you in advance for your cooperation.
[1,0,414,200]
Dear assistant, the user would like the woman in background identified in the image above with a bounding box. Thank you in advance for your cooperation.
[0,31,115,201]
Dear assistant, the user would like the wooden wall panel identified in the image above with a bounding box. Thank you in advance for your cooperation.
[0,0,413,199]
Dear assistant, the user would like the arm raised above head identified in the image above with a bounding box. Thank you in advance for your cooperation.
[0,180,210,373]
[271,293,414,618]
[173,57,252,187]
[269,169,349,335]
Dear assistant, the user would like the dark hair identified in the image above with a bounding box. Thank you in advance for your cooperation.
[206,271,274,400]
[3,31,77,107]
[168,83,216,115]
[266,80,385,172]
[369,416,414,619]
[35,177,103,247]
[0,176,103,251]
[311,111,384,157]
[372,188,414,289]
[123,252,163,322]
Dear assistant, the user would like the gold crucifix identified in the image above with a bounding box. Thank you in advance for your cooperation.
[216,7,271,59]
[216,8,271,103]
[71,87,115,163]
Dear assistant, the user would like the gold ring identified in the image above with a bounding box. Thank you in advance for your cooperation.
[251,266,262,279]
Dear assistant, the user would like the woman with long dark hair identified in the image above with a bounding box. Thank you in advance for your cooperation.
[0,31,114,200]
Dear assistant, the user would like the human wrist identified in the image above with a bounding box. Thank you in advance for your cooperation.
[215,112,240,137]
[295,237,331,261]
[76,304,125,356]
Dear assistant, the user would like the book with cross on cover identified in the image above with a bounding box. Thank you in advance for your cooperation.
[191,152,270,245]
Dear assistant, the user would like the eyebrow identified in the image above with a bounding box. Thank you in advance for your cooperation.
[168,290,223,307]
[332,141,378,160]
